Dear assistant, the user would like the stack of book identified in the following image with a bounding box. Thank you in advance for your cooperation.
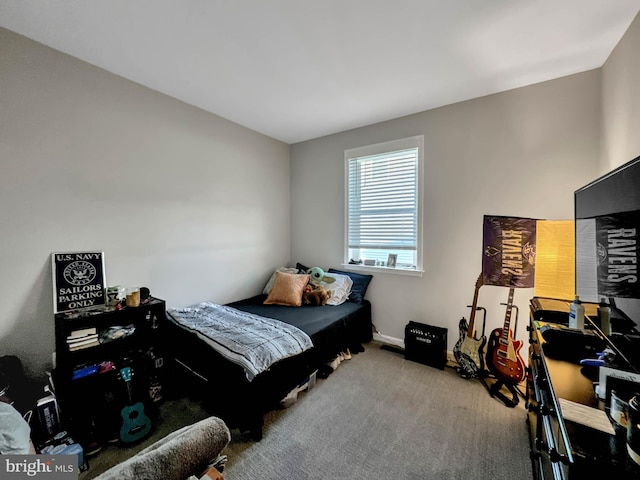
[67,327,99,351]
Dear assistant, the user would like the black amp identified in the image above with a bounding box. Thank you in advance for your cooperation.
[404,321,447,370]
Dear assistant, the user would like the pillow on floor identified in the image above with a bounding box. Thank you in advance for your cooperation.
[328,269,373,303]
[93,417,230,480]
[264,271,310,307]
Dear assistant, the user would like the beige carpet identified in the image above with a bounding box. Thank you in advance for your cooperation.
[223,343,532,480]
[79,342,532,480]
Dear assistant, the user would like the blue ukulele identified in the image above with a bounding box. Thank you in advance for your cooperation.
[118,366,152,443]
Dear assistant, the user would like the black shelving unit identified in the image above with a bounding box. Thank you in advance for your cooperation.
[52,298,166,448]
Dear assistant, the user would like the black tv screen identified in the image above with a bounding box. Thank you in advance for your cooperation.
[575,154,640,337]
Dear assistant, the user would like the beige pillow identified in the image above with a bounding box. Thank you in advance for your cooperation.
[264,271,309,306]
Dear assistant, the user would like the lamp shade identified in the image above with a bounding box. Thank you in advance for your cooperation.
[534,220,575,300]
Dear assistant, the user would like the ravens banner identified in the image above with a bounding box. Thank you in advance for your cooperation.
[594,212,640,298]
[482,215,536,288]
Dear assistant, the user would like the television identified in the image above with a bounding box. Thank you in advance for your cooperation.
[575,155,640,368]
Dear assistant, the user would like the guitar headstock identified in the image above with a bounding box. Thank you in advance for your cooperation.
[119,366,133,382]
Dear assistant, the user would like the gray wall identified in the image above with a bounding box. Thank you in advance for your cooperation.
[0,28,290,379]
[290,71,602,348]
[290,9,640,349]
[602,12,640,172]
[4,11,640,379]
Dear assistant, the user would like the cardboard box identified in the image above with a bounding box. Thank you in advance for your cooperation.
[199,466,224,480]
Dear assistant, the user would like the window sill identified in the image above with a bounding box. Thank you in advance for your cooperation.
[340,264,424,277]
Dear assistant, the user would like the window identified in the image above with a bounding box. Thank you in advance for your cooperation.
[345,136,423,274]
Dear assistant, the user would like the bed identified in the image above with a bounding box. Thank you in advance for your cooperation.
[161,268,373,440]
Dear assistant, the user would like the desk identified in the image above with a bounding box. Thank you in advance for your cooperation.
[526,302,639,479]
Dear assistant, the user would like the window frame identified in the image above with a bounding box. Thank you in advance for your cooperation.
[343,135,424,277]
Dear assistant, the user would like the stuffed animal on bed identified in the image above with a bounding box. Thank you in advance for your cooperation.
[302,284,331,306]
[307,267,336,286]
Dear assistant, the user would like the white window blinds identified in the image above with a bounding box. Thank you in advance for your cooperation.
[345,136,422,270]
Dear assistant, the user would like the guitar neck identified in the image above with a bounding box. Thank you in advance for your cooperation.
[125,379,134,404]
[120,367,135,405]
[466,274,482,338]
[500,288,515,346]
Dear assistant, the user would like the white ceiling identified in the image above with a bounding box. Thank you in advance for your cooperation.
[1,1,638,144]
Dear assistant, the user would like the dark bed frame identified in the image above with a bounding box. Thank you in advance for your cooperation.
[160,294,372,440]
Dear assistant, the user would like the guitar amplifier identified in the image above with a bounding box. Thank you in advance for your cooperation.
[404,321,447,370]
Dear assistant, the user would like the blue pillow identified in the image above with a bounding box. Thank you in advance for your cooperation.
[328,269,372,303]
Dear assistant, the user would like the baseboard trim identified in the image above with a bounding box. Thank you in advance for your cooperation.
[372,332,404,348]
[372,332,456,366]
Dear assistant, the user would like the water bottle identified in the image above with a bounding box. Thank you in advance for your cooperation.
[569,296,584,329]
[598,298,612,335]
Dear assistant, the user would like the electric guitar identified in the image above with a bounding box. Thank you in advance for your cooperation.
[453,274,487,378]
[118,366,152,443]
[486,287,525,385]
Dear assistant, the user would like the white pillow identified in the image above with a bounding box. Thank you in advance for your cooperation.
[321,273,353,306]
[262,267,299,294]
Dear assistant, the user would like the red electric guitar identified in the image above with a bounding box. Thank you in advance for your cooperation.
[486,287,525,385]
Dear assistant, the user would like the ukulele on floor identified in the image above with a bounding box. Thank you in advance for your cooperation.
[118,366,152,443]
[486,287,525,385]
